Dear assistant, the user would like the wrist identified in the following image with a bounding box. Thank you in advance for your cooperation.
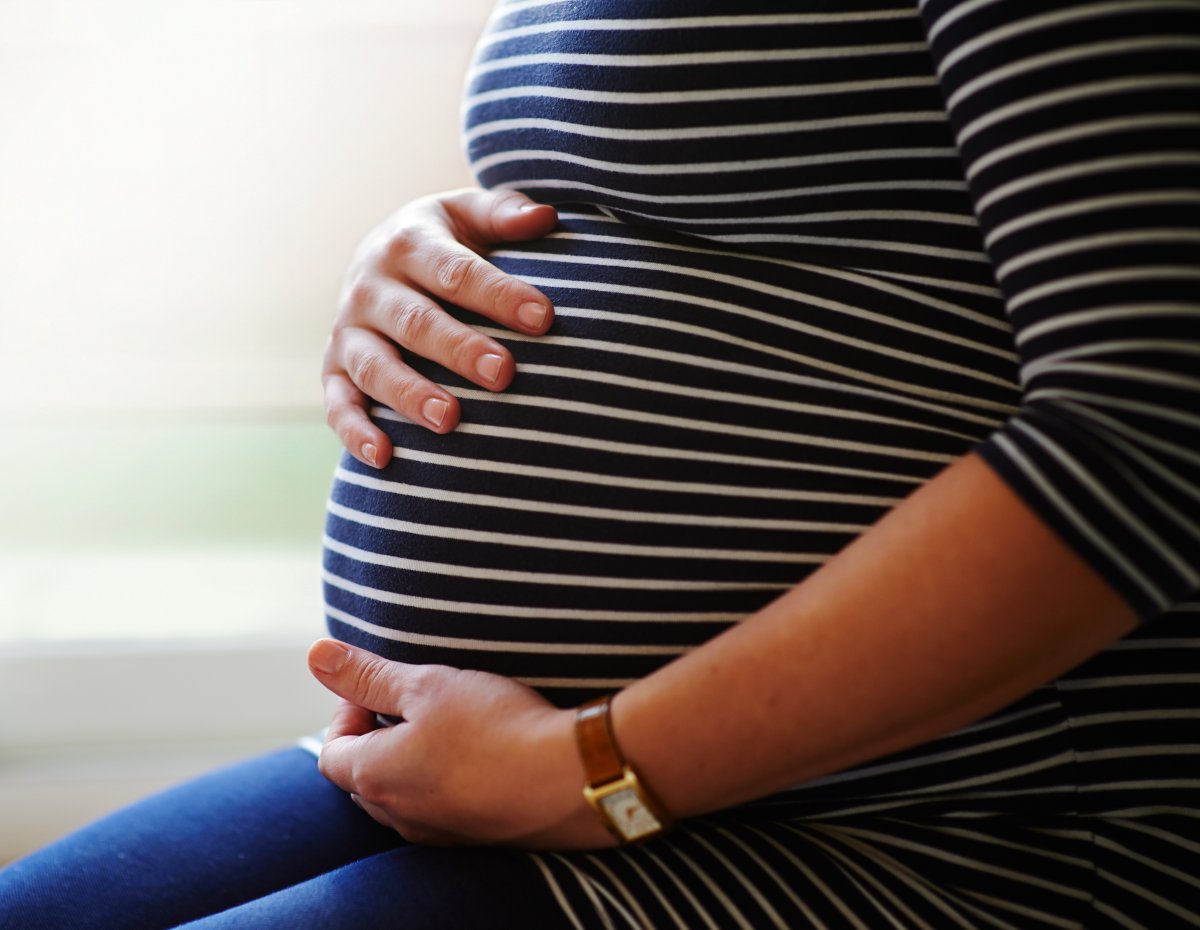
[575,694,673,844]
[520,706,614,849]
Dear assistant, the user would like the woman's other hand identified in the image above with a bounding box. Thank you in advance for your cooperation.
[323,189,558,467]
[308,639,616,850]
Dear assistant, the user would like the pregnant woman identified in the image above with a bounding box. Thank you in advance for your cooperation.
[3,1,1198,928]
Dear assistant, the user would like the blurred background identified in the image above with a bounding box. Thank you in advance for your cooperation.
[0,0,490,862]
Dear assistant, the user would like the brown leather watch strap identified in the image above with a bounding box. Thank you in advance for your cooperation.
[575,695,626,787]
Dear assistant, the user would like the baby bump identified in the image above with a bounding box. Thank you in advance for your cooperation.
[322,211,1018,707]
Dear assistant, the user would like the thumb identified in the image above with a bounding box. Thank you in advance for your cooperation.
[444,188,558,244]
[308,639,408,716]
[495,193,559,240]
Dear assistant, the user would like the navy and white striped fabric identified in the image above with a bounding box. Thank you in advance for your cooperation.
[322,1,1200,925]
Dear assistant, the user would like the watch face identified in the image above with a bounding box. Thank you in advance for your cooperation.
[599,786,663,841]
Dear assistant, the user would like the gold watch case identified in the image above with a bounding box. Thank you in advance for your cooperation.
[582,765,667,843]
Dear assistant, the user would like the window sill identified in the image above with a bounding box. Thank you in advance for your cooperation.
[0,639,334,863]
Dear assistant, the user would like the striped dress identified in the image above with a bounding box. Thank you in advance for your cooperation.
[321,1,1200,926]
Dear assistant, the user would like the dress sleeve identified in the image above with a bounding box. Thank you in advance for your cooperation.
[917,0,1200,619]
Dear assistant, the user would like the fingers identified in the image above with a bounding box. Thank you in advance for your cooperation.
[370,279,519,390]
[388,228,554,338]
[308,639,417,718]
[439,188,559,250]
[311,640,408,797]
[351,793,464,846]
[326,697,378,742]
[325,327,462,441]
[321,718,456,843]
[324,189,557,455]
[322,370,393,468]
[351,794,394,831]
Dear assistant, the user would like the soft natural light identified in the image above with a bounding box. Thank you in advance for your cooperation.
[0,417,336,642]
[1,0,484,415]
[0,0,493,861]
[0,0,489,645]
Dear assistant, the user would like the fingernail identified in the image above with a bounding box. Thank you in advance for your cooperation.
[311,640,350,674]
[361,443,378,468]
[517,202,543,213]
[422,397,448,428]
[518,301,549,331]
[474,352,503,384]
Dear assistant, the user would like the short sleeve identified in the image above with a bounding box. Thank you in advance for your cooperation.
[917,0,1200,619]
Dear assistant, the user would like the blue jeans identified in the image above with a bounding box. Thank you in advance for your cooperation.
[0,748,572,929]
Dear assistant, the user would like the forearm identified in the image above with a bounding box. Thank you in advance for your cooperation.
[611,451,1138,821]
[309,447,1142,849]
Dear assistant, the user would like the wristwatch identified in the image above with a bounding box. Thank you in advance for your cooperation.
[574,695,672,843]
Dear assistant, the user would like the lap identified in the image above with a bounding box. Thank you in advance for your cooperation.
[175,844,573,930]
[0,747,569,930]
[6,745,1193,929]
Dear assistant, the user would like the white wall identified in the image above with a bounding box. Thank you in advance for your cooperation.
[0,0,492,414]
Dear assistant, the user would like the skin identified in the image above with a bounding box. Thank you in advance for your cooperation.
[311,188,1138,850]
[322,188,558,465]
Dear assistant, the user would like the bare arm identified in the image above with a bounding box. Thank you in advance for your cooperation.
[307,447,1135,848]
[613,450,1136,821]
[308,0,1198,848]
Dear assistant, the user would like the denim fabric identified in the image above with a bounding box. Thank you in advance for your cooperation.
[0,747,569,930]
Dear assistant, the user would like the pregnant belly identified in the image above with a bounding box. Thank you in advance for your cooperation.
[323,209,1019,707]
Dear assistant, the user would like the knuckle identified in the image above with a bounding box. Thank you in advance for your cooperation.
[391,380,427,419]
[340,276,375,321]
[383,225,421,264]
[325,393,355,427]
[348,350,386,390]
[441,326,477,371]
[352,764,387,806]
[325,327,350,360]
[322,367,350,397]
[324,399,356,433]
[391,300,441,349]
[432,252,474,297]
[494,276,528,317]
[350,655,398,714]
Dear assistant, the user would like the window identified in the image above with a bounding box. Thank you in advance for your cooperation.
[0,0,490,861]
